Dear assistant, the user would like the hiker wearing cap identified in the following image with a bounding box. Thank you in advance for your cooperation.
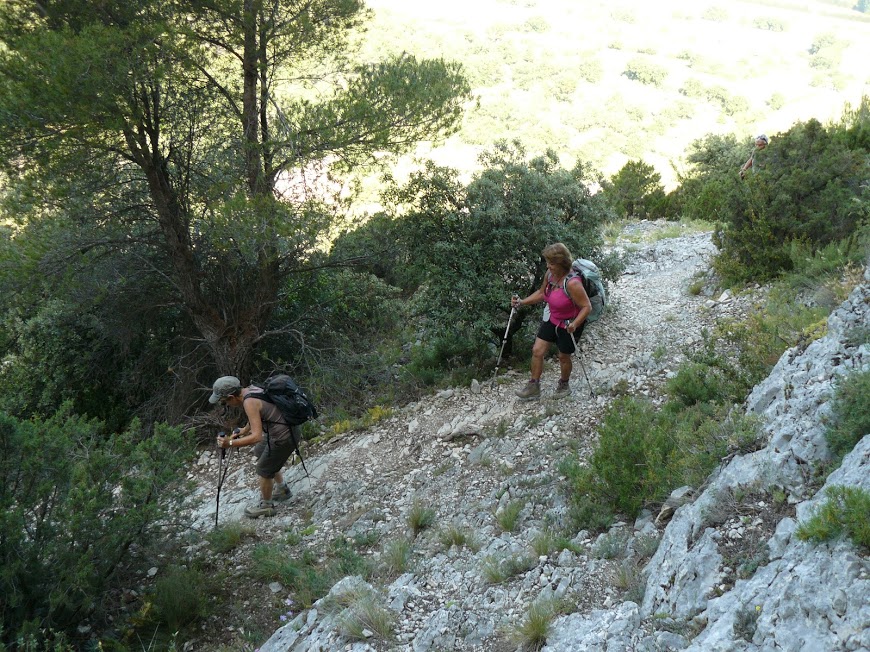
[740,134,769,178]
[512,243,592,400]
[210,376,299,518]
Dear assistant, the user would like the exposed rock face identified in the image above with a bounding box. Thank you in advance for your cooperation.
[183,224,868,652]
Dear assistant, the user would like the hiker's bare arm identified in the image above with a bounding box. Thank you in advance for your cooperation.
[566,277,591,333]
[225,399,264,447]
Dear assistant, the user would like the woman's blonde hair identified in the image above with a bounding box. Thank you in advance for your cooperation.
[542,243,573,275]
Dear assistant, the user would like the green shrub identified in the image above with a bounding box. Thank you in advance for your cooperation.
[251,538,370,608]
[602,160,668,220]
[0,408,193,646]
[151,566,212,632]
[207,523,255,554]
[623,58,668,87]
[796,485,870,551]
[825,369,870,461]
[407,500,437,537]
[496,500,524,533]
[380,538,412,579]
[667,362,734,406]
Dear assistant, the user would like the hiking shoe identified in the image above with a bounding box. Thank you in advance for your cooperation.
[515,380,541,400]
[272,483,292,502]
[553,380,572,399]
[244,500,276,519]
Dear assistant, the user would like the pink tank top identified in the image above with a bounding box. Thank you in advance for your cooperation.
[545,275,581,326]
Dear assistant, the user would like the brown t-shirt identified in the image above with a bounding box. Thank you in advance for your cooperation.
[244,387,293,443]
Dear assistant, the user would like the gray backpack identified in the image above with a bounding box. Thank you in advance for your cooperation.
[544,258,607,323]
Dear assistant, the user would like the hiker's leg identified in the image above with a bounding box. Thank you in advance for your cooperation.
[255,439,294,500]
[530,337,549,380]
[558,351,573,381]
[555,328,576,381]
[260,475,273,501]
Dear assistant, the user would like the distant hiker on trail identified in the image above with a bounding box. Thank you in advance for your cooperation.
[211,376,298,519]
[740,133,769,179]
[512,243,591,400]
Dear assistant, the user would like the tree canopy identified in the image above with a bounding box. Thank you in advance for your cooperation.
[0,0,470,416]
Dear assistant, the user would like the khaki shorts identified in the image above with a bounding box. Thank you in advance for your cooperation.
[252,425,302,478]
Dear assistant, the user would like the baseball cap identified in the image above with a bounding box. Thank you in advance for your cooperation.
[756,134,769,144]
[209,376,241,404]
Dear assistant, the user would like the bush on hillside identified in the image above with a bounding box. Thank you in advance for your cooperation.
[365,141,618,373]
[0,407,193,647]
[623,58,668,87]
[825,369,870,461]
[601,160,669,220]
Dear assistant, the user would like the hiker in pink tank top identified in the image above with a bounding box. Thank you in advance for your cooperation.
[511,243,591,400]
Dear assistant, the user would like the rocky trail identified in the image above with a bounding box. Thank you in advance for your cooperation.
[174,220,870,652]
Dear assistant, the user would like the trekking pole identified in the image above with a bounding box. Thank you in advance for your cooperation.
[493,296,519,382]
[569,331,596,399]
[214,432,231,529]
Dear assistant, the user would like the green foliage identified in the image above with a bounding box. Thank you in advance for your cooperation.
[407,500,437,537]
[0,407,193,646]
[496,500,525,533]
[675,102,870,283]
[480,553,536,584]
[825,369,870,461]
[379,538,413,579]
[796,486,870,551]
[151,566,212,633]
[370,140,614,373]
[510,599,570,651]
[602,160,668,220]
[206,523,256,554]
[623,58,668,87]
[251,538,370,609]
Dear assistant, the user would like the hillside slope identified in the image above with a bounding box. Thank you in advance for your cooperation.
[182,222,868,651]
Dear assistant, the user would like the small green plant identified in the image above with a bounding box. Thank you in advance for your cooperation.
[380,537,412,578]
[613,559,645,603]
[151,566,211,632]
[481,553,536,584]
[688,279,705,296]
[407,500,436,537]
[633,534,660,560]
[593,529,629,560]
[496,500,524,533]
[651,344,668,362]
[796,485,870,552]
[438,525,480,551]
[510,599,567,651]
[330,587,396,644]
[732,604,761,642]
[530,530,555,557]
[825,369,870,462]
[207,522,255,553]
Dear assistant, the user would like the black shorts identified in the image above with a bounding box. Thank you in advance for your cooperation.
[252,425,302,478]
[536,320,586,354]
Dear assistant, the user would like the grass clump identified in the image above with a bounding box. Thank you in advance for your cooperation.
[509,599,570,651]
[336,594,396,644]
[437,525,481,552]
[407,500,436,537]
[480,553,536,584]
[796,485,870,552]
[825,369,870,462]
[495,500,524,533]
[379,537,412,579]
[206,522,255,554]
[251,537,370,608]
[150,565,212,633]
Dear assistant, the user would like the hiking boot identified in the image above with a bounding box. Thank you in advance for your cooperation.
[244,500,276,519]
[553,380,572,399]
[272,483,292,502]
[515,380,541,400]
